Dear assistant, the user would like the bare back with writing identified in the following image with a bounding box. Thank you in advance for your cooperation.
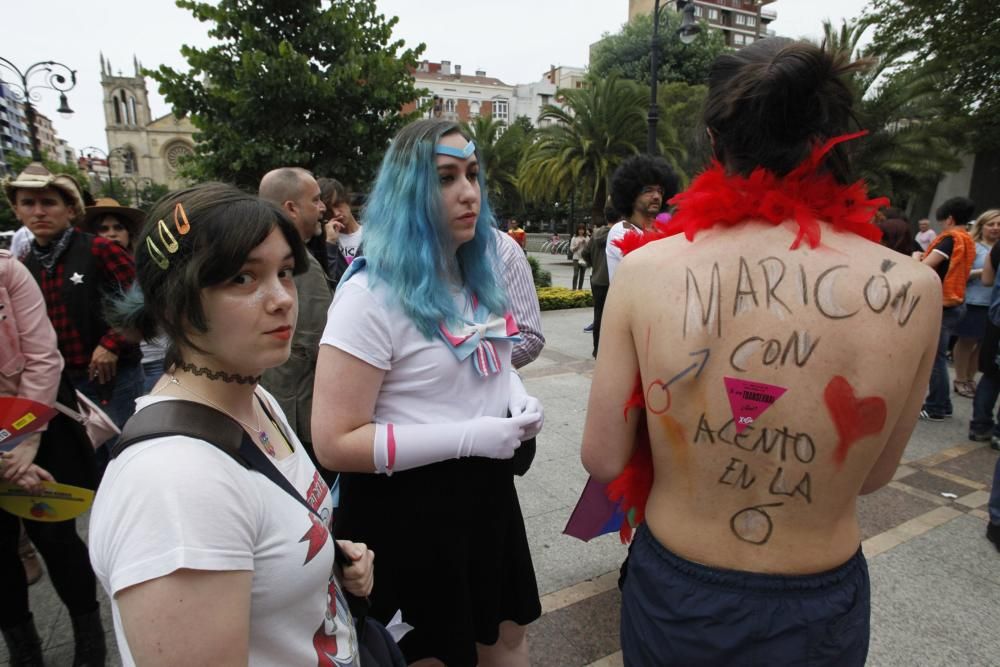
[585,221,941,574]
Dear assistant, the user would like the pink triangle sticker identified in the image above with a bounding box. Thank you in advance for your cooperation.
[724,377,787,433]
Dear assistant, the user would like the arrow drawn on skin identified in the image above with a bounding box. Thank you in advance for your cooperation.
[666,348,711,387]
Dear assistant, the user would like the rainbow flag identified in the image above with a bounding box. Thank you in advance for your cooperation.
[563,476,625,542]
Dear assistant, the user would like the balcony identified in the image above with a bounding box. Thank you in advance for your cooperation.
[761,7,777,20]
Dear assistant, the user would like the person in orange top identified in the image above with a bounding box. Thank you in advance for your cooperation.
[507,218,526,251]
[920,196,977,420]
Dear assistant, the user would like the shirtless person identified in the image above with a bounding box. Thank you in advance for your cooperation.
[582,39,941,666]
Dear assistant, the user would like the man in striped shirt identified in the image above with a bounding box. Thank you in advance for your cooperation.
[493,228,544,368]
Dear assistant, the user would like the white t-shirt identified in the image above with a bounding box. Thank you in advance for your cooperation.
[605,220,629,282]
[339,228,364,261]
[88,390,359,667]
[320,270,510,425]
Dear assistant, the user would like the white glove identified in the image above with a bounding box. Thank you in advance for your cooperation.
[372,413,540,475]
[509,371,544,440]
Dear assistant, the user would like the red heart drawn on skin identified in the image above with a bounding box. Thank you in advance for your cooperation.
[824,375,887,468]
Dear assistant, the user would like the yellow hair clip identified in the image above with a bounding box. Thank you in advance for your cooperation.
[146,237,170,270]
[157,219,179,253]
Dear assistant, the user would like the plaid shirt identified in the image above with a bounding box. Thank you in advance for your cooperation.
[34,235,135,370]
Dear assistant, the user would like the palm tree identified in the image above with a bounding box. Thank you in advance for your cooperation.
[822,19,966,209]
[518,75,652,227]
[462,115,533,216]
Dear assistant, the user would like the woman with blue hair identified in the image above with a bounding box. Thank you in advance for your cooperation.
[313,119,544,666]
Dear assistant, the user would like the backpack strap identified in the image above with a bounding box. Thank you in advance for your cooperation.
[114,400,247,466]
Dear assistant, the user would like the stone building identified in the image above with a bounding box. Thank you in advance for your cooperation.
[100,54,196,190]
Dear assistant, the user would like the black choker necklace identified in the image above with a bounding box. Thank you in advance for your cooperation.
[177,362,261,385]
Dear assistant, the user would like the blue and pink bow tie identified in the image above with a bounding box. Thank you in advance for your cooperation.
[438,296,521,377]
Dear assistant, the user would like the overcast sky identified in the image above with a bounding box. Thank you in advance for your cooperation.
[2,0,870,156]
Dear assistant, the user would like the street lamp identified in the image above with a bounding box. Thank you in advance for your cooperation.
[647,1,702,155]
[81,145,127,199]
[0,57,77,161]
[119,175,153,209]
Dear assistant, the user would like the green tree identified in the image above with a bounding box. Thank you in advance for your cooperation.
[655,81,707,184]
[150,0,425,189]
[822,19,966,208]
[518,76,659,227]
[865,0,1000,149]
[589,10,726,87]
[462,115,534,218]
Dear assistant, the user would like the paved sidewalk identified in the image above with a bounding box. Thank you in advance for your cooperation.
[4,251,998,666]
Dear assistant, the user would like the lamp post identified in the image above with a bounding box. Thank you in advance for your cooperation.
[119,175,153,209]
[647,1,702,155]
[81,145,127,199]
[0,57,76,161]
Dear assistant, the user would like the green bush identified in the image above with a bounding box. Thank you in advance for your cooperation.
[526,255,552,288]
[537,286,593,311]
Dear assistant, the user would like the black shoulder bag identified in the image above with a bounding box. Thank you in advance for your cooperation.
[113,399,405,666]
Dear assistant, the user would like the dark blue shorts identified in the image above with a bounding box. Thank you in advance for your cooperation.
[621,524,870,667]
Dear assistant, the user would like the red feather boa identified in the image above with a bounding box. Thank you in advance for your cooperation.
[605,132,887,544]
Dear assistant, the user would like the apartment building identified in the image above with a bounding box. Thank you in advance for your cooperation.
[629,0,777,47]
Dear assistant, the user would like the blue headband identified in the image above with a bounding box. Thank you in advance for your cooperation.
[435,141,476,159]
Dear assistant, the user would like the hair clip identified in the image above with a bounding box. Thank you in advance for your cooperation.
[146,237,170,270]
[157,219,179,253]
[435,141,476,159]
[173,202,191,234]
[147,202,192,271]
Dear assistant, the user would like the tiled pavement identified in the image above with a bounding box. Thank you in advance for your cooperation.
[5,252,998,666]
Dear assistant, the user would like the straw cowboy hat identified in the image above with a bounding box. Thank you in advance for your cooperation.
[2,162,87,220]
[80,198,146,236]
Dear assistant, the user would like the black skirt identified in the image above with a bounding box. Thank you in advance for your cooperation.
[334,457,541,667]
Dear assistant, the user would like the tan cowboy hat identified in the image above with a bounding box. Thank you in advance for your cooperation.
[81,198,145,236]
[2,162,87,220]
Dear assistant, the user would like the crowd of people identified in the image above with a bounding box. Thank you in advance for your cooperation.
[0,35,997,667]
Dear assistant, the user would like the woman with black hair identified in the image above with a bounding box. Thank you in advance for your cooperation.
[583,38,941,665]
[88,183,374,665]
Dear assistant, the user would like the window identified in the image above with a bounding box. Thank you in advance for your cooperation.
[121,147,137,174]
[470,101,480,117]
[164,142,193,172]
[735,13,746,25]
[128,96,137,125]
[114,91,125,124]
[493,99,509,123]
[694,5,702,16]
[708,8,719,20]
[445,98,456,114]
[747,15,756,26]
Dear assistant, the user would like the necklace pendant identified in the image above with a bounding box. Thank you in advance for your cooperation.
[258,430,275,457]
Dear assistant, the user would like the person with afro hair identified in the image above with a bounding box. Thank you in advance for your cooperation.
[605,155,679,282]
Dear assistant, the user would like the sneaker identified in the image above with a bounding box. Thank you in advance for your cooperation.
[919,409,947,421]
[583,322,595,332]
[992,436,1000,452]
[987,522,1000,553]
[969,431,992,442]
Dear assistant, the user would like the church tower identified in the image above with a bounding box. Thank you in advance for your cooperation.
[97,54,196,194]
[100,53,152,178]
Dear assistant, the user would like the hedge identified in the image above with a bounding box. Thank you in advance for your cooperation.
[536,286,593,311]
